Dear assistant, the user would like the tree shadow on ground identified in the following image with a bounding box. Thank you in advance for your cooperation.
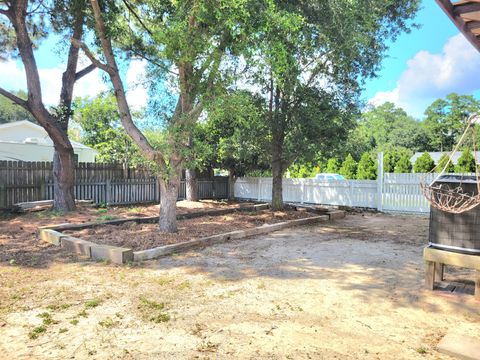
[146,215,479,315]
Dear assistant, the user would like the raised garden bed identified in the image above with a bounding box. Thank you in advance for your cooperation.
[63,210,316,251]
[38,205,345,264]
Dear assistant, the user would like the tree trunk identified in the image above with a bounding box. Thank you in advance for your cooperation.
[228,168,236,200]
[159,176,180,233]
[185,168,198,201]
[271,157,284,211]
[52,147,76,212]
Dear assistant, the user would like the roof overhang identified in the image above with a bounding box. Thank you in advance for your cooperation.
[436,0,480,52]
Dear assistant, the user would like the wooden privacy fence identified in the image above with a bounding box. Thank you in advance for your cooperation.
[0,161,228,208]
[44,178,229,206]
[234,173,472,214]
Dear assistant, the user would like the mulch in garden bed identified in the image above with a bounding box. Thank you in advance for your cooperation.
[64,210,315,251]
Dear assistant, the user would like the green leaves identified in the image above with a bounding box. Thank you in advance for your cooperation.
[413,152,435,173]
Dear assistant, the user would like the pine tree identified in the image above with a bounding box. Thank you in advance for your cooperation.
[339,154,357,179]
[394,153,412,173]
[326,158,339,173]
[455,148,476,173]
[383,151,397,173]
[413,152,435,173]
[436,153,455,173]
[356,153,377,180]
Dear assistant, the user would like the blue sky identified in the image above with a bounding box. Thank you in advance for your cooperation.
[1,0,480,119]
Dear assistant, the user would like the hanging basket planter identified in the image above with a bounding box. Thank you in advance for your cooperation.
[420,114,480,214]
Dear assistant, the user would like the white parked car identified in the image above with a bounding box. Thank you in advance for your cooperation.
[314,173,345,181]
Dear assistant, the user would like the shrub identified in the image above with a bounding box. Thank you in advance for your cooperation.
[326,158,339,173]
[339,154,357,179]
[383,151,396,173]
[436,153,454,173]
[356,153,377,180]
[413,152,435,173]
[455,148,476,173]
[394,153,412,173]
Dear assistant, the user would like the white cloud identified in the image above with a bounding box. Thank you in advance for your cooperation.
[369,34,480,117]
[0,58,108,105]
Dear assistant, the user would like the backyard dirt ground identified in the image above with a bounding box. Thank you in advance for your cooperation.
[1,211,479,359]
[64,210,315,250]
[0,200,255,265]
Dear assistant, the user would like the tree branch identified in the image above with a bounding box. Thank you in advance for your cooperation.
[0,87,30,111]
[70,38,112,74]
[75,63,96,81]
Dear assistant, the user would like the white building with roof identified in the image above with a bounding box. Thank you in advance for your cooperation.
[0,120,97,162]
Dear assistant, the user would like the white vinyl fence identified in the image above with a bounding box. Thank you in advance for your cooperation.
[234,172,444,214]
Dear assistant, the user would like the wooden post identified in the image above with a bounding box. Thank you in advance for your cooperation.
[476,271,480,300]
[435,262,444,282]
[377,152,384,211]
[0,184,5,209]
[105,179,111,206]
[425,260,435,290]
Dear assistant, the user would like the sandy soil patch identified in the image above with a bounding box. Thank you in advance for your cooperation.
[64,210,314,251]
[0,213,479,359]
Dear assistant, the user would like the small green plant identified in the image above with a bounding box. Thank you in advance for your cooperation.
[157,276,175,286]
[47,303,71,311]
[96,208,108,214]
[98,317,115,328]
[128,207,142,213]
[176,280,191,290]
[59,328,68,334]
[77,309,88,318]
[28,325,47,339]
[85,298,102,308]
[416,347,428,354]
[38,312,58,325]
[96,215,118,223]
[70,319,79,325]
[257,282,266,290]
[137,296,170,323]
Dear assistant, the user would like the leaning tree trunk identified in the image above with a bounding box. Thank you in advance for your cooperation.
[185,168,198,201]
[52,146,76,212]
[159,175,180,232]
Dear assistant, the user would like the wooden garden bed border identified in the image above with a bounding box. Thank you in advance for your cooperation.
[38,206,345,264]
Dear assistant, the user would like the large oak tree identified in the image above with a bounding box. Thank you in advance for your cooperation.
[0,0,96,211]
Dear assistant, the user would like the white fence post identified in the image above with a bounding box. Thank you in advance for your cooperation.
[257,178,262,202]
[300,179,305,204]
[377,152,384,211]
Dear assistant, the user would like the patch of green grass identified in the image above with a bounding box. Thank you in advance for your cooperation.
[95,215,118,223]
[176,280,191,290]
[128,207,142,213]
[416,347,428,354]
[35,210,64,218]
[77,309,88,318]
[85,298,102,309]
[96,208,108,214]
[70,319,79,325]
[59,328,68,334]
[156,276,175,286]
[38,312,58,325]
[98,317,115,328]
[46,303,71,311]
[28,325,47,340]
[137,296,170,323]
